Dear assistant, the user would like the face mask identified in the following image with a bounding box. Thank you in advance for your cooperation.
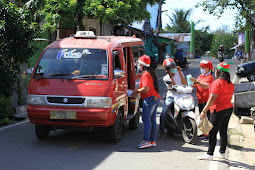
[170,68,177,73]
[137,65,143,73]
[200,68,206,74]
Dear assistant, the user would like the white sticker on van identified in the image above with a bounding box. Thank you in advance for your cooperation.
[36,69,45,73]
[101,64,107,75]
[56,49,82,59]
[82,49,91,55]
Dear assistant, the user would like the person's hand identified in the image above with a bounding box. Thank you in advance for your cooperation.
[200,111,207,119]
[190,77,197,83]
[132,89,139,97]
[166,70,174,78]
[177,66,182,73]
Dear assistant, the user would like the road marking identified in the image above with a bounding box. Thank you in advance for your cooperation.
[158,76,164,81]
[209,134,221,170]
[67,143,82,150]
[232,74,238,84]
[0,119,29,131]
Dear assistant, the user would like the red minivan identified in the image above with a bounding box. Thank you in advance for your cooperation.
[27,31,144,142]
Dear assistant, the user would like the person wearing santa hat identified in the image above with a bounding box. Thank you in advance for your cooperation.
[197,62,234,160]
[134,55,161,149]
[158,58,187,139]
[190,60,214,139]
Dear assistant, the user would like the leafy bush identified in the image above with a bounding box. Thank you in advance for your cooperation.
[0,95,14,125]
[0,1,41,98]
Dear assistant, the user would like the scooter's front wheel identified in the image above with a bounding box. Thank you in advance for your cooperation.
[182,118,197,144]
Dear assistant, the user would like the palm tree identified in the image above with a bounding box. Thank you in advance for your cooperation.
[165,8,192,33]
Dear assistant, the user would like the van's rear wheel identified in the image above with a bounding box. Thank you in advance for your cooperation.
[35,125,50,139]
[129,111,140,130]
[108,110,123,143]
[182,118,197,144]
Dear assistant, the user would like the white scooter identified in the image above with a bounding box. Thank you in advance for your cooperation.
[163,82,197,143]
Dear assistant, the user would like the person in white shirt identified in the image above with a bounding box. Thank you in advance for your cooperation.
[158,58,187,139]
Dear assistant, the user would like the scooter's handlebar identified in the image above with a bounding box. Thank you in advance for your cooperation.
[166,85,193,94]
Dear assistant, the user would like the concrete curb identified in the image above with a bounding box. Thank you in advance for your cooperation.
[228,78,253,169]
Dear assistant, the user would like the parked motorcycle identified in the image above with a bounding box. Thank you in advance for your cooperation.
[163,82,197,143]
[174,58,189,70]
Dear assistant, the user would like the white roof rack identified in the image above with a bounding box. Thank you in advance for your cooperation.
[74,31,96,39]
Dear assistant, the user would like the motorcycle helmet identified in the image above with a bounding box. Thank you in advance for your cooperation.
[200,60,213,70]
[163,58,176,71]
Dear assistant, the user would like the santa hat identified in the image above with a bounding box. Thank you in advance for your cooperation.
[217,62,229,72]
[200,60,213,70]
[138,55,151,67]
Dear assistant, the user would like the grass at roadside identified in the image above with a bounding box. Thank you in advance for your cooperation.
[228,129,244,150]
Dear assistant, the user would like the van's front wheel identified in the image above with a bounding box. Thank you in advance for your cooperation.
[129,111,140,130]
[35,125,50,139]
[108,110,123,143]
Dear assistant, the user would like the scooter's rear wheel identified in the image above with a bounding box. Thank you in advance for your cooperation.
[182,118,197,144]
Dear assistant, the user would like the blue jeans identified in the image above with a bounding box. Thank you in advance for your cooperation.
[159,96,174,134]
[142,96,160,142]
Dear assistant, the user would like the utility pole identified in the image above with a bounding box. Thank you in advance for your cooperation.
[245,30,249,60]
[188,21,194,58]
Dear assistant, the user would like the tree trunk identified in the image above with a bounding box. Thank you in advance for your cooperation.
[78,14,84,31]
[100,18,103,36]
[153,0,165,64]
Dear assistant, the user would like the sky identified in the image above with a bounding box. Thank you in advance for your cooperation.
[161,0,237,32]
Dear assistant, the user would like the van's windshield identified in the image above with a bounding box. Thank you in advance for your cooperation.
[34,48,108,80]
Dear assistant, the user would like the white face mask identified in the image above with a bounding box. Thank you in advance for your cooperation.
[137,65,143,73]
[200,68,206,74]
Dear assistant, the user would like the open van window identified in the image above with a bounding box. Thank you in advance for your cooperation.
[34,48,108,80]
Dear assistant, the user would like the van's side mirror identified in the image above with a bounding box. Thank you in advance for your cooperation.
[114,70,125,79]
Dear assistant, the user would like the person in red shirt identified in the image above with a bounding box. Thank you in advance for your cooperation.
[190,60,214,138]
[197,62,234,160]
[134,55,161,149]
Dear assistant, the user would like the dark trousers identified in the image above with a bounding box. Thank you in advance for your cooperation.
[207,107,233,155]
[198,102,210,119]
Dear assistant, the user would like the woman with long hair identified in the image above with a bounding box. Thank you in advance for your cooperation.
[135,55,161,149]
[197,62,234,160]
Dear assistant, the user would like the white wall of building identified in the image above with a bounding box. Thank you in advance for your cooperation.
[82,18,113,36]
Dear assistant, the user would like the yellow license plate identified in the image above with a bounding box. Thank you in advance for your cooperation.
[50,111,77,119]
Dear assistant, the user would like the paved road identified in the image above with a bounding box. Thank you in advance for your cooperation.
[0,57,240,170]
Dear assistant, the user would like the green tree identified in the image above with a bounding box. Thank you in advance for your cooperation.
[194,26,214,56]
[43,0,84,31]
[0,0,41,98]
[197,0,255,30]
[43,0,156,35]
[210,27,237,58]
[165,8,192,33]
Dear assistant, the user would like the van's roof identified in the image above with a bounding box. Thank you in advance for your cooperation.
[46,36,144,50]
